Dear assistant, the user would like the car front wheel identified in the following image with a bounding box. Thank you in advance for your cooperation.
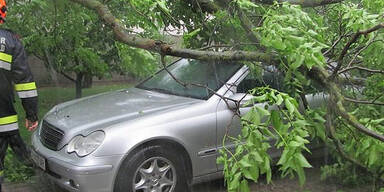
[114,145,190,192]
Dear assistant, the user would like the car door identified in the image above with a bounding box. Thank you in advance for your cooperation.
[216,66,286,170]
[215,67,249,171]
[216,66,329,171]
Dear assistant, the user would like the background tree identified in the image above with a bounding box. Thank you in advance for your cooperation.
[5,0,157,98]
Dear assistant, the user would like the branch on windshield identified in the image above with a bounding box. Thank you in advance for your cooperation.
[159,54,246,114]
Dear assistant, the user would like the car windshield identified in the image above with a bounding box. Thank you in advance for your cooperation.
[136,59,242,99]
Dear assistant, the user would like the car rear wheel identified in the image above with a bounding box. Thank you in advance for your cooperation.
[114,145,190,192]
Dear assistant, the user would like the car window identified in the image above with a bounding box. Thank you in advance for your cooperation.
[137,59,242,99]
[237,66,325,94]
[237,66,285,93]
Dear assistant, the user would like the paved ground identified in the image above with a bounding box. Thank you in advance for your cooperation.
[2,155,372,192]
[3,167,371,192]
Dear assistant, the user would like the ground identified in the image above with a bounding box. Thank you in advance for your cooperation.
[3,166,372,192]
[3,157,373,192]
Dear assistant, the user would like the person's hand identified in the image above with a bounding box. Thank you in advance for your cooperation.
[26,119,38,131]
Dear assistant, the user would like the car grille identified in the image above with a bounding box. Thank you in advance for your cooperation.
[40,121,64,151]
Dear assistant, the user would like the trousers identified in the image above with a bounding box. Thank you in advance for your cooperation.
[0,130,30,183]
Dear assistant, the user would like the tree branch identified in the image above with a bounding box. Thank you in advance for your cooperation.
[344,97,384,106]
[326,108,384,184]
[60,72,76,82]
[193,0,344,12]
[331,23,384,78]
[69,0,273,62]
[338,66,384,74]
[311,66,384,142]
[344,36,378,69]
[323,34,345,56]
[234,6,264,50]
[252,0,344,7]
[325,113,366,169]
[159,55,239,110]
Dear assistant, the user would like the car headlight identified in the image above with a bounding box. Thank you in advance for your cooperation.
[67,131,105,157]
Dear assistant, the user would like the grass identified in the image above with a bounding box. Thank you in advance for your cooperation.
[6,83,131,182]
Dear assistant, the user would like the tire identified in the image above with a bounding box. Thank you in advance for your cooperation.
[114,145,190,192]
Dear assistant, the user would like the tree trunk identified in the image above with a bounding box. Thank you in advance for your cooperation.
[43,49,60,86]
[82,74,93,88]
[75,72,84,98]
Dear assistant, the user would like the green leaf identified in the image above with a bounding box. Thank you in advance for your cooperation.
[239,155,253,168]
[243,108,260,125]
[296,153,312,168]
[265,157,272,183]
[271,38,286,50]
[271,110,282,130]
[156,0,171,16]
[235,145,244,155]
[250,151,263,162]
[276,94,284,105]
[291,55,305,69]
[253,94,267,102]
[285,99,295,115]
[314,112,326,123]
[243,166,259,181]
[239,179,250,192]
[289,141,301,147]
[368,145,377,166]
[238,0,259,9]
[277,149,289,165]
[297,166,306,186]
[256,106,270,118]
[295,136,309,144]
[217,156,226,164]
[229,172,241,191]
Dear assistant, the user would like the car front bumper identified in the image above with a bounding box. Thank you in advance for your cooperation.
[31,131,124,192]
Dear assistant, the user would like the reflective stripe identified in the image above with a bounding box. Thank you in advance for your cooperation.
[0,52,12,63]
[0,115,17,125]
[15,82,37,91]
[0,60,10,70]
[17,89,38,98]
[0,123,18,132]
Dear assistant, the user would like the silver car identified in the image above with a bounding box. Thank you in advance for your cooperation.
[31,59,326,192]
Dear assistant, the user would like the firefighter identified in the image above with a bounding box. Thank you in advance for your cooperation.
[0,0,38,190]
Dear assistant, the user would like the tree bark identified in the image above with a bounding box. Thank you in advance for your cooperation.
[43,49,60,85]
[75,72,84,98]
[82,74,93,88]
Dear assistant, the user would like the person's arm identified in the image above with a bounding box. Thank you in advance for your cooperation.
[11,36,38,131]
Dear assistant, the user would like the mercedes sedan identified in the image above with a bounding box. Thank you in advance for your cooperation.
[31,59,326,192]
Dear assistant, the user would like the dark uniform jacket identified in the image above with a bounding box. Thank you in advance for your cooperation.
[0,29,38,132]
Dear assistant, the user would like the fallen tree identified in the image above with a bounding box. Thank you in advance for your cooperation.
[69,0,384,190]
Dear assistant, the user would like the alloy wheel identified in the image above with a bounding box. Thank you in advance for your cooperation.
[133,156,177,192]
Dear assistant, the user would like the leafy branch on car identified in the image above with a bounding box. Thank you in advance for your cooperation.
[68,0,384,190]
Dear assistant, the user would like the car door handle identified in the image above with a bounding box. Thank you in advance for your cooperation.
[198,148,217,156]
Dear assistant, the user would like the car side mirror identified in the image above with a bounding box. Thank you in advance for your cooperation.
[226,93,254,110]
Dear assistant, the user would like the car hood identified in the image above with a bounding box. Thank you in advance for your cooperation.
[44,87,201,135]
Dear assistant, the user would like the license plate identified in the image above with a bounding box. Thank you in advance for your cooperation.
[31,150,46,171]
